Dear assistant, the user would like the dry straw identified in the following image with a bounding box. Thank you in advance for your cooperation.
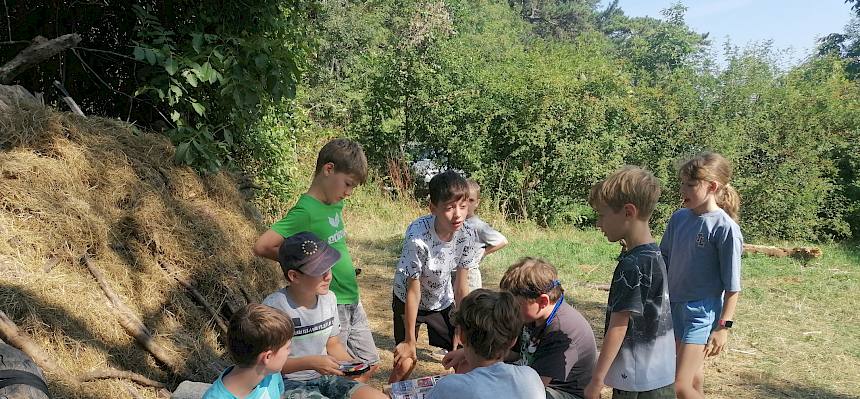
[0,102,283,398]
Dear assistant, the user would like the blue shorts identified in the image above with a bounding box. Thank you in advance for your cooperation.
[671,297,723,345]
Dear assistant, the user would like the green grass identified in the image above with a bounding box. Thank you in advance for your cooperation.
[342,184,860,398]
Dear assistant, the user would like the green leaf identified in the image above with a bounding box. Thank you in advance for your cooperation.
[170,85,183,98]
[223,128,233,146]
[133,46,146,61]
[164,58,178,75]
[144,48,157,65]
[192,33,203,54]
[175,142,190,163]
[191,102,206,116]
[170,111,180,122]
[254,54,268,69]
[183,71,198,87]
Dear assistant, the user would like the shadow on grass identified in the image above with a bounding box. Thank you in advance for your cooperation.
[736,371,859,399]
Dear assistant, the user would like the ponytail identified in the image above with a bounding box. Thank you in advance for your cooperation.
[717,183,741,222]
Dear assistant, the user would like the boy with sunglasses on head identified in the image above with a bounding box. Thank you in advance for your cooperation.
[444,257,598,399]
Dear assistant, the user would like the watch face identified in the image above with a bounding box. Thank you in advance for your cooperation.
[723,320,734,328]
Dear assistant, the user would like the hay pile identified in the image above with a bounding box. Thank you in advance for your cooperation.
[0,101,283,398]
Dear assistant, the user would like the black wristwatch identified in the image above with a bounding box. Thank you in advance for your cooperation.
[719,319,733,329]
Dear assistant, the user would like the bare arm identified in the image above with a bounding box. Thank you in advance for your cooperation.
[481,239,508,258]
[454,267,469,307]
[394,278,421,364]
[281,355,343,376]
[706,291,740,357]
[253,229,283,261]
[326,336,352,361]
[584,311,630,397]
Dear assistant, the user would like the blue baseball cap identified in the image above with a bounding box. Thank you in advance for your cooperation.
[277,232,341,277]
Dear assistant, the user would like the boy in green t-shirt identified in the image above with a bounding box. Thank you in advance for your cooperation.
[253,138,378,381]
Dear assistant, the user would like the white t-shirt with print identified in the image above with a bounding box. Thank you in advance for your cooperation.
[393,215,481,311]
[262,289,340,381]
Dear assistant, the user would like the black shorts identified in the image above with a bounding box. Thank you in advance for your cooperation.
[392,294,455,351]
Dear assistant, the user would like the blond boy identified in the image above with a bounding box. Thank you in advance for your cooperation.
[585,166,675,399]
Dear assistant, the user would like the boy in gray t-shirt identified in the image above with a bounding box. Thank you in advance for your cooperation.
[461,179,508,291]
[586,167,675,398]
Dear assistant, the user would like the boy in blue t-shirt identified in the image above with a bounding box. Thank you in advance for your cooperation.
[585,166,675,399]
[203,303,294,399]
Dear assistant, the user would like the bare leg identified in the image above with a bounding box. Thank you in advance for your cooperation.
[352,385,390,399]
[675,341,706,399]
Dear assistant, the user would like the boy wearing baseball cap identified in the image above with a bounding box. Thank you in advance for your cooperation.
[262,232,386,399]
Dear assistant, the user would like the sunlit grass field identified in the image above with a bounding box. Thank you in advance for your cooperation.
[344,186,860,398]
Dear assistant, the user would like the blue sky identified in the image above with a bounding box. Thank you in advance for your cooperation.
[607,0,856,66]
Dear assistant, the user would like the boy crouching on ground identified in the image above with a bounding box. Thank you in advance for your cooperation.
[585,166,675,399]
[428,289,544,399]
[444,258,598,399]
[203,303,294,399]
[263,232,386,399]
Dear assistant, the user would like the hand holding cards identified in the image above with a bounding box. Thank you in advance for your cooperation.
[338,360,370,376]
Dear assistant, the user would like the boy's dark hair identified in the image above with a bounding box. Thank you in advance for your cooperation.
[428,170,469,205]
[453,289,523,360]
[500,257,564,302]
[587,166,661,220]
[315,138,368,184]
[227,304,294,367]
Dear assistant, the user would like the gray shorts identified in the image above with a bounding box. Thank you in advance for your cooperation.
[336,302,379,364]
[283,375,362,399]
[545,387,584,399]
[451,267,483,292]
[612,384,676,399]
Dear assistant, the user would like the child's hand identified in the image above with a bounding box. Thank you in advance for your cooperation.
[705,327,729,357]
[584,379,603,399]
[441,348,470,373]
[312,355,344,376]
[393,341,417,365]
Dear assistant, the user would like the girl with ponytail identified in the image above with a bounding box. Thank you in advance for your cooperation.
[660,152,743,399]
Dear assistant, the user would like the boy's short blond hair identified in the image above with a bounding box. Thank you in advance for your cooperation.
[227,304,294,367]
[315,138,368,184]
[499,257,564,302]
[453,289,522,360]
[466,179,480,197]
[588,166,661,220]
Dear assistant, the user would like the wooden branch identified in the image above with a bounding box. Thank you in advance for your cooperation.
[743,244,822,260]
[0,34,81,84]
[157,258,228,335]
[82,256,187,378]
[79,369,165,388]
[53,80,84,116]
[125,383,146,399]
[0,310,63,376]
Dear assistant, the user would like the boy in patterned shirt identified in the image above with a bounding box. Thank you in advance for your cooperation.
[585,166,675,399]
[390,170,482,382]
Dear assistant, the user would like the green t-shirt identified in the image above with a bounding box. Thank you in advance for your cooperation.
[270,194,359,304]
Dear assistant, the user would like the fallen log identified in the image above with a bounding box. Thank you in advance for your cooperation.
[0,311,62,376]
[743,244,822,260]
[82,256,187,379]
[79,369,165,388]
[157,258,228,335]
[0,34,82,84]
